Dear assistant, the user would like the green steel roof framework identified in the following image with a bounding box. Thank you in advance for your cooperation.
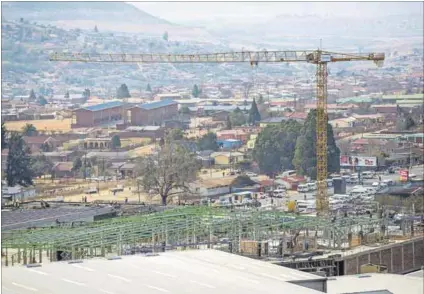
[1,206,383,252]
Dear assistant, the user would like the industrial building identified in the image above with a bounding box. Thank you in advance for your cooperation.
[128,99,178,126]
[72,101,124,128]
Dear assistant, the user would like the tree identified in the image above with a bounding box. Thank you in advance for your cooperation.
[229,108,247,127]
[83,89,91,100]
[64,91,70,99]
[1,122,7,150]
[162,31,168,41]
[197,132,219,151]
[31,155,53,178]
[258,94,264,105]
[136,142,199,205]
[22,124,37,136]
[179,106,191,115]
[253,120,302,175]
[29,89,36,101]
[226,115,232,130]
[72,157,82,173]
[116,84,131,99]
[111,135,121,149]
[6,132,34,187]
[37,95,48,106]
[40,142,52,152]
[192,84,200,98]
[94,25,99,33]
[166,129,184,142]
[292,110,340,180]
[146,83,152,92]
[248,98,261,125]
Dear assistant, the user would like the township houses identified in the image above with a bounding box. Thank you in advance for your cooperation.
[191,176,236,198]
[23,136,61,152]
[210,152,245,165]
[72,101,123,128]
[216,130,249,143]
[128,100,178,126]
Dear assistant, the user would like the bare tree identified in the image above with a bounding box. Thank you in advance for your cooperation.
[242,82,253,100]
[136,142,200,205]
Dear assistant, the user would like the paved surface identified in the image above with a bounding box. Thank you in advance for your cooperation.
[1,250,323,294]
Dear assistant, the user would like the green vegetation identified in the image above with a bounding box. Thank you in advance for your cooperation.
[192,84,200,98]
[116,84,131,99]
[22,123,37,136]
[146,83,152,92]
[292,110,340,179]
[6,132,34,187]
[111,135,121,149]
[253,120,302,175]
[197,132,218,151]
[248,98,261,125]
[1,122,7,150]
[229,107,247,127]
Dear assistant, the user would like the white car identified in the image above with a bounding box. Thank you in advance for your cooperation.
[245,172,258,177]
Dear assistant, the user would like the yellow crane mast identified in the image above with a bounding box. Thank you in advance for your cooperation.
[50,50,385,215]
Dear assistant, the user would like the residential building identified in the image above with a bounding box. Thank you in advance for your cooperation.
[155,93,182,101]
[211,151,244,165]
[52,162,74,178]
[191,176,236,198]
[247,134,258,150]
[23,136,61,153]
[216,130,249,143]
[128,99,178,126]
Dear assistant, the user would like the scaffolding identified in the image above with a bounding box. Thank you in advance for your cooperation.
[1,206,388,266]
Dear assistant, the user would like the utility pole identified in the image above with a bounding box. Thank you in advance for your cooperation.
[137,179,141,204]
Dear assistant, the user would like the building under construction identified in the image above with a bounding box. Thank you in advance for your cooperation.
[2,205,423,276]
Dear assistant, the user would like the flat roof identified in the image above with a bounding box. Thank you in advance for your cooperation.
[81,101,123,112]
[1,250,323,294]
[327,273,423,294]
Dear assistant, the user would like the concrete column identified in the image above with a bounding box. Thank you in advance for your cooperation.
[412,241,415,268]
[390,247,394,273]
[401,245,404,271]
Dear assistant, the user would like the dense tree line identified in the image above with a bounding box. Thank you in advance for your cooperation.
[253,110,340,179]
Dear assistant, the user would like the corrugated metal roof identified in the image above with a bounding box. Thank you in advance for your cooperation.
[138,99,177,110]
[82,101,123,112]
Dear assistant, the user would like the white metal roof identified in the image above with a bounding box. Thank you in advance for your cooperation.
[1,250,323,294]
[327,273,424,294]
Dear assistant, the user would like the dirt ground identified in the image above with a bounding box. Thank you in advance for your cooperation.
[5,118,72,132]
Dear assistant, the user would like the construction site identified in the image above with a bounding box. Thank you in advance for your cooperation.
[2,204,423,277]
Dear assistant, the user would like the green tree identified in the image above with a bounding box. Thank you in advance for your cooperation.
[292,110,340,179]
[83,89,91,101]
[37,95,48,106]
[64,91,70,99]
[72,157,82,174]
[258,94,264,105]
[192,84,200,98]
[248,98,261,125]
[116,84,131,99]
[29,89,36,101]
[162,31,168,41]
[226,115,232,130]
[253,120,302,175]
[6,132,34,187]
[166,129,184,142]
[111,135,121,149]
[31,155,53,178]
[94,25,99,33]
[197,132,219,151]
[40,142,52,152]
[179,106,191,115]
[22,123,37,136]
[229,108,247,127]
[146,83,152,92]
[1,122,7,150]
[136,142,199,205]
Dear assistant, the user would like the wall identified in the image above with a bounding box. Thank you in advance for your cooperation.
[343,237,424,275]
[74,109,93,127]
[130,104,178,126]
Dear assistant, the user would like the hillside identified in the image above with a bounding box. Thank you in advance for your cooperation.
[1,2,170,25]
[1,2,213,40]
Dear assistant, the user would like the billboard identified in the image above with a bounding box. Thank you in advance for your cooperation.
[399,169,409,182]
[339,155,377,167]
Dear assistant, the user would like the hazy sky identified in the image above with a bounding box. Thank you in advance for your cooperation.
[130,2,423,24]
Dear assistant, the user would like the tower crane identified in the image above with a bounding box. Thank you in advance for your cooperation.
[50,50,385,215]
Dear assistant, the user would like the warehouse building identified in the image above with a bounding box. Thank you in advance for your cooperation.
[72,101,124,128]
[128,99,178,126]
